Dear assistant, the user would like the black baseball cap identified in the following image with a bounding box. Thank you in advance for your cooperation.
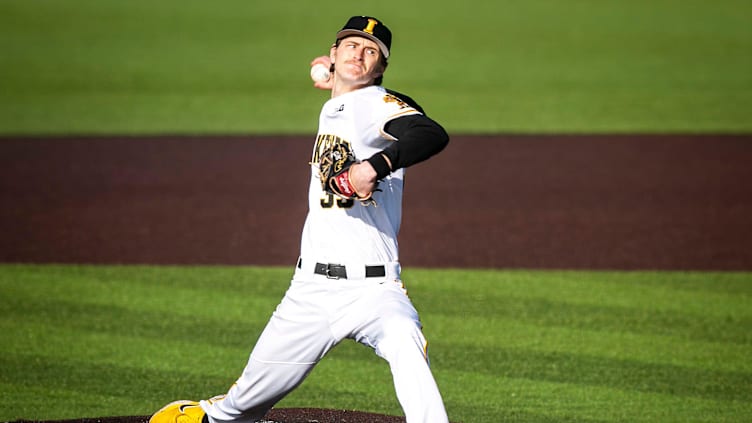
[336,16,392,58]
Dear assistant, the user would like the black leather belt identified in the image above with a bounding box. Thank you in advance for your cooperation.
[311,262,386,279]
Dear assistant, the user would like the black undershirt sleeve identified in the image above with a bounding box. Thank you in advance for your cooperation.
[365,113,449,180]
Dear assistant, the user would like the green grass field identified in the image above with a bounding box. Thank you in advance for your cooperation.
[1,265,751,422]
[1,0,751,134]
[1,1,751,422]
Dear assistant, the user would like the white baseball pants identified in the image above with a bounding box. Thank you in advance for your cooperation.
[200,262,449,423]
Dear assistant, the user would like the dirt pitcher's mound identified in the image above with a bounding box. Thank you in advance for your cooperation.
[267,408,411,422]
[12,408,422,423]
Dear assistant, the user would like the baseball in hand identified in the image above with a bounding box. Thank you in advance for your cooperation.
[310,63,331,83]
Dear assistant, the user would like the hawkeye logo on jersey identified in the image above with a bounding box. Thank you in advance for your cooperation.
[383,93,410,109]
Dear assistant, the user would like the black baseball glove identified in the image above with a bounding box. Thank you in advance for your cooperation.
[317,143,377,206]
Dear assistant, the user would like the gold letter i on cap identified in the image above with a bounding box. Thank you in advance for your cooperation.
[363,18,378,34]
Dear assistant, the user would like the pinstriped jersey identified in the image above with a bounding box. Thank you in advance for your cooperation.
[300,85,421,264]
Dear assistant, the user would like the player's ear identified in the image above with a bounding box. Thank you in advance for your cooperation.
[329,44,337,63]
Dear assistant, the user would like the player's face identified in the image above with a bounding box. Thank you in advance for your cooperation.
[332,36,385,86]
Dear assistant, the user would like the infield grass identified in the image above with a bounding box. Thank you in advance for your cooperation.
[1,0,751,134]
[1,264,750,422]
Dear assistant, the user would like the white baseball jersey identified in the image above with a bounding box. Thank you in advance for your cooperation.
[300,85,421,265]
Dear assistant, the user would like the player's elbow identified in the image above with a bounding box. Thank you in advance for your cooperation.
[423,118,449,156]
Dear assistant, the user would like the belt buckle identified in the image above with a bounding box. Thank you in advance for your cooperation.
[325,263,340,280]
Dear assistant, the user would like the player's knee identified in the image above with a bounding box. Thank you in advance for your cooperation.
[377,317,428,360]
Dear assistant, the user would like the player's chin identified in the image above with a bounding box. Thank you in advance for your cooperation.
[340,74,374,87]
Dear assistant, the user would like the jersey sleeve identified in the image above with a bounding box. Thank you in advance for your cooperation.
[366,90,449,180]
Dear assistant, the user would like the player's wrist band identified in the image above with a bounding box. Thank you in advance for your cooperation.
[366,153,392,180]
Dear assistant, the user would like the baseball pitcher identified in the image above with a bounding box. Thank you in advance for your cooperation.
[149,15,450,423]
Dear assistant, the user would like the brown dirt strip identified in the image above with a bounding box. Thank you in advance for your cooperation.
[1,134,751,270]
